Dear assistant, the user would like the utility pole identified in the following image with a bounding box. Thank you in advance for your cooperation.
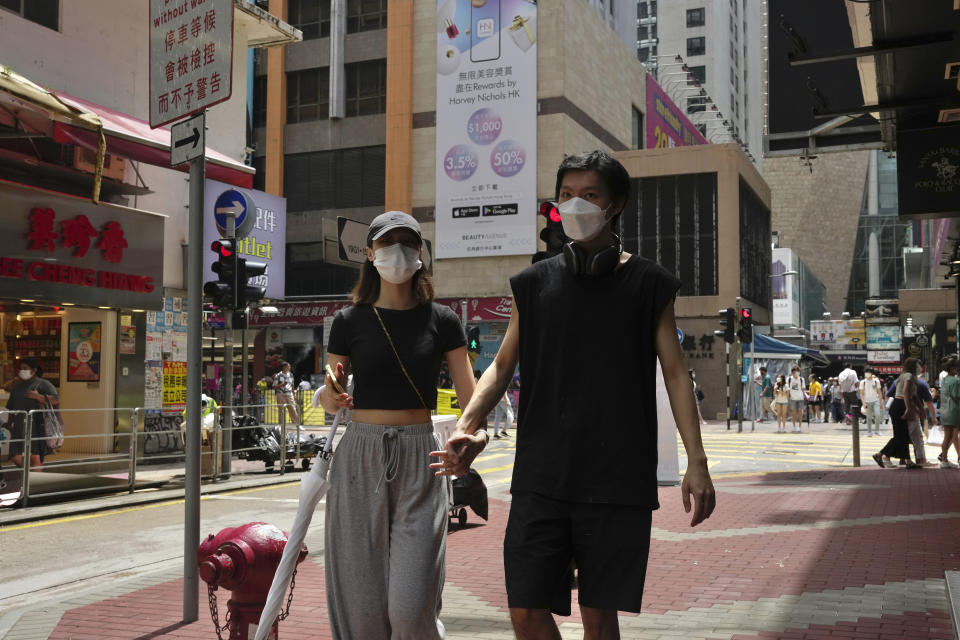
[736,297,743,434]
[220,214,235,479]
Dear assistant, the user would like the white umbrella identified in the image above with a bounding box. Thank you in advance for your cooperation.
[254,405,342,640]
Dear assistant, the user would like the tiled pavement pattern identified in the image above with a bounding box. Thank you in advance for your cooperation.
[4,464,959,639]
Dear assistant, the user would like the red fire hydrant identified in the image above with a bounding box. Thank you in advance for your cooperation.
[198,522,307,640]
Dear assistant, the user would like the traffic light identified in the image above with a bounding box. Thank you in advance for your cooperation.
[204,239,237,309]
[533,201,567,264]
[236,257,267,309]
[737,307,753,343]
[467,326,480,352]
[714,307,736,343]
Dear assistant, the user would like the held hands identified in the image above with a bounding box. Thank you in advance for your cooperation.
[324,363,353,411]
[681,461,716,527]
[429,430,487,477]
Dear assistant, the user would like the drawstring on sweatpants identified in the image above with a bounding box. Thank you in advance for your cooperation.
[375,428,401,493]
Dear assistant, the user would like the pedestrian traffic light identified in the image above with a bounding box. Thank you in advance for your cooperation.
[204,239,237,309]
[533,201,567,264]
[467,326,480,352]
[737,307,753,343]
[236,257,267,309]
[714,307,736,343]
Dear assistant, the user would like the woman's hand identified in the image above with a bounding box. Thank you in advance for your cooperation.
[26,390,45,404]
[429,431,487,477]
[322,362,353,413]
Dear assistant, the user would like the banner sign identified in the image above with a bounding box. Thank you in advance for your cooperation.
[810,319,865,348]
[896,126,960,219]
[434,0,538,258]
[67,322,101,382]
[645,74,709,148]
[204,179,286,300]
[864,298,899,325]
[868,350,901,363]
[772,248,800,328]
[866,325,900,351]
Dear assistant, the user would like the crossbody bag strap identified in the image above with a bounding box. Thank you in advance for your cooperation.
[372,306,429,410]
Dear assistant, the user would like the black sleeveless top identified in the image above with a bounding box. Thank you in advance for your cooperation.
[327,303,465,410]
[509,254,681,507]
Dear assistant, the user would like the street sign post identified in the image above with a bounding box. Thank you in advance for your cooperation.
[149,0,233,129]
[170,112,205,166]
[215,189,256,239]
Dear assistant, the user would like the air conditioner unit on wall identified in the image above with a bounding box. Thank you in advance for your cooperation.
[72,146,126,181]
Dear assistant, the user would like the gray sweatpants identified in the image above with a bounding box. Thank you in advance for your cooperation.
[325,421,449,640]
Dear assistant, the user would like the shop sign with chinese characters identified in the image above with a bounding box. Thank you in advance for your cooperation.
[149,0,233,128]
[0,180,164,309]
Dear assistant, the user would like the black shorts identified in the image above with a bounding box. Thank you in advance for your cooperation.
[504,491,652,615]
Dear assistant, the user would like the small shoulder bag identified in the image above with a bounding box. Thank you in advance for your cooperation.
[372,307,429,410]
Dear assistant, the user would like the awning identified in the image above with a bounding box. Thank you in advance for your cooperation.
[745,334,830,365]
[53,93,253,189]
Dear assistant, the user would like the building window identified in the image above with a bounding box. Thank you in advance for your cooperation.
[284,146,386,212]
[253,76,268,128]
[345,59,387,116]
[632,106,643,150]
[739,180,771,307]
[687,36,705,56]
[638,2,648,18]
[347,0,387,33]
[252,156,266,192]
[638,25,649,40]
[688,65,706,85]
[638,47,650,63]
[686,8,705,27]
[0,0,58,30]
[288,0,330,40]
[287,67,331,123]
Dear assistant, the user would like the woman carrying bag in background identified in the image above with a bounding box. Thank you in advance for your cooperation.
[319,211,478,639]
[874,357,922,469]
[4,358,58,470]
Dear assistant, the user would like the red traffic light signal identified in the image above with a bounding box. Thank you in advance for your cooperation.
[211,240,233,257]
[739,308,751,320]
[539,201,561,223]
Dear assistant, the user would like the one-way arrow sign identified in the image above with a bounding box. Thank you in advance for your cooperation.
[170,112,205,167]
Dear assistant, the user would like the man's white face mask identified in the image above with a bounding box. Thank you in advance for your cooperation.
[557,197,611,242]
[373,243,422,284]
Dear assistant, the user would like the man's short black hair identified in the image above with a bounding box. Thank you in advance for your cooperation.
[554,150,631,208]
[759,366,767,373]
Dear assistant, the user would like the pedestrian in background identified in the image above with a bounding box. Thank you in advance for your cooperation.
[272,362,299,426]
[829,378,844,423]
[757,366,775,423]
[838,364,860,422]
[875,358,921,468]
[907,373,938,466]
[808,375,822,423]
[787,366,805,433]
[774,374,790,433]
[858,369,884,436]
[320,211,477,639]
[492,391,514,439]
[3,358,58,470]
[938,358,960,468]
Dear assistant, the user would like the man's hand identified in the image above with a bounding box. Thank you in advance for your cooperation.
[681,462,716,527]
[429,431,486,476]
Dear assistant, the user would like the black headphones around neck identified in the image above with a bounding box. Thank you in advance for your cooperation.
[563,233,623,276]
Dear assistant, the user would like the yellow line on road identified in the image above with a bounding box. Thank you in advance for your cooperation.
[477,463,515,475]
[693,453,850,465]
[0,481,300,532]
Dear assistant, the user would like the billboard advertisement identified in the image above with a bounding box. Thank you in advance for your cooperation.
[645,74,709,148]
[204,179,286,300]
[864,298,899,325]
[866,325,900,351]
[810,319,865,348]
[434,0,538,258]
[772,248,800,328]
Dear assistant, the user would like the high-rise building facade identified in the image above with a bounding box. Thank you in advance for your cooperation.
[634,0,763,162]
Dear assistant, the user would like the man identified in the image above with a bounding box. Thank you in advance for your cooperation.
[179,393,218,447]
[757,366,775,422]
[838,365,860,421]
[858,369,884,436]
[272,361,299,426]
[430,151,716,640]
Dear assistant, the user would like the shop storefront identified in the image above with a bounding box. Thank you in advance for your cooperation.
[0,180,164,458]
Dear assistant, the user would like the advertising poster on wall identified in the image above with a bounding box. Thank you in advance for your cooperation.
[866,325,901,351]
[204,179,286,300]
[67,322,101,382]
[162,361,187,413]
[645,74,709,148]
[435,0,537,259]
[772,248,800,328]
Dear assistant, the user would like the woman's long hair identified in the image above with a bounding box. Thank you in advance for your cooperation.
[350,259,434,305]
[775,375,786,391]
[902,357,920,377]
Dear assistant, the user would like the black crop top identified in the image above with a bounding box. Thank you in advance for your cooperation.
[326,303,466,410]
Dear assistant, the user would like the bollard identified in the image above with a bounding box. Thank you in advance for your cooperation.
[198,523,307,640]
[851,402,861,467]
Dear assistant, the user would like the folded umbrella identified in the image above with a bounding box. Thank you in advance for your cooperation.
[254,406,342,640]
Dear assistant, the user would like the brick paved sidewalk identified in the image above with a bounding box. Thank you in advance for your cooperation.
[6,466,960,639]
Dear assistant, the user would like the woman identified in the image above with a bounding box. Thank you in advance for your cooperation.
[774,374,790,433]
[5,358,59,469]
[808,375,822,423]
[787,366,805,433]
[938,358,960,469]
[874,357,922,469]
[319,211,477,639]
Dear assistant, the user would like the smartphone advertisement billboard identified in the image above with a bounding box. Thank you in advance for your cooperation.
[435,0,537,258]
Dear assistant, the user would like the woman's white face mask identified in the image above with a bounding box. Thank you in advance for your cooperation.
[18,369,33,380]
[372,243,422,284]
[557,197,611,242]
